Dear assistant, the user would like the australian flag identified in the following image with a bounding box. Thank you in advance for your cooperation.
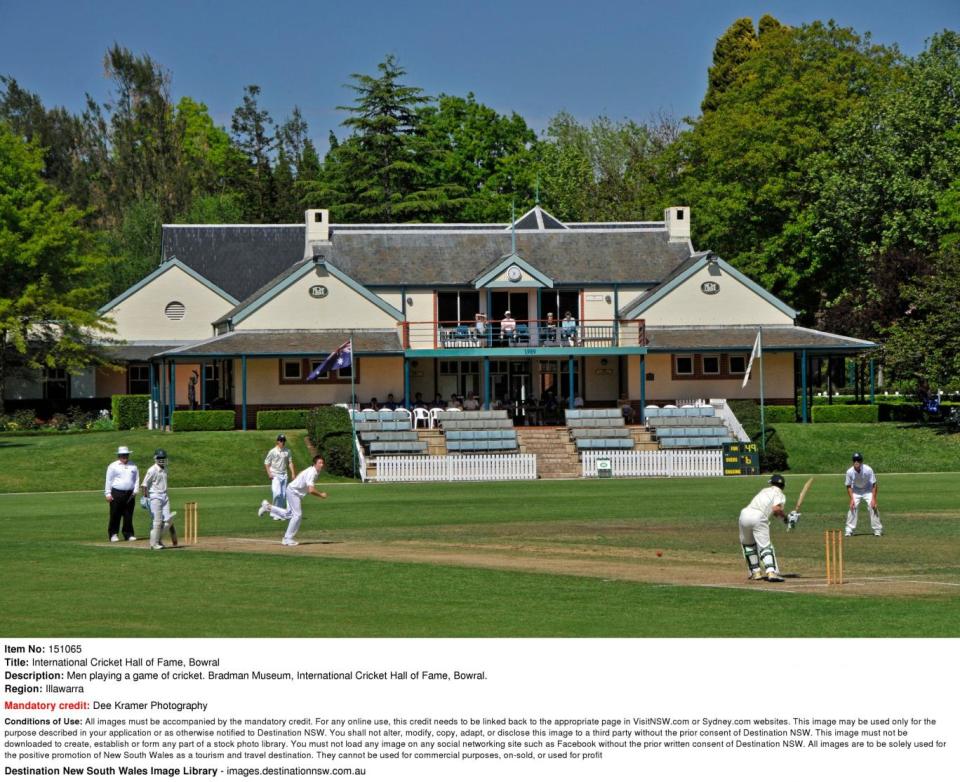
[308,340,352,380]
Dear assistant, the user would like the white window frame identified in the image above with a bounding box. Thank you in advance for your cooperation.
[674,355,695,376]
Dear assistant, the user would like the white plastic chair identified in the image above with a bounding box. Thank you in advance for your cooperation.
[413,408,430,429]
[428,407,445,428]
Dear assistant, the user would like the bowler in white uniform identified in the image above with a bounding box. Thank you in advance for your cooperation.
[259,454,327,546]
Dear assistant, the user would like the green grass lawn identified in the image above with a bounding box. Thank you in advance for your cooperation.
[776,422,960,473]
[1,474,957,638]
[0,429,353,492]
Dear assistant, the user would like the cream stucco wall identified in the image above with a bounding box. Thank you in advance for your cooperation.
[105,266,232,341]
[239,271,400,331]
[626,353,794,402]
[583,356,618,402]
[230,357,404,405]
[640,266,793,326]
[582,290,614,323]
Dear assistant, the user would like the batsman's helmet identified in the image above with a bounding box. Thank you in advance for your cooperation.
[276,433,286,442]
[852,452,863,463]
[154,448,167,466]
[768,474,785,489]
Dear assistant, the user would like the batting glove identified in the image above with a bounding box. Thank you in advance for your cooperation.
[786,510,800,529]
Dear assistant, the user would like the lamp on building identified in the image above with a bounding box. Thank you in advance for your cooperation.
[406,297,414,306]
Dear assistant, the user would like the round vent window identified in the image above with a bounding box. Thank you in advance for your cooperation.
[164,301,186,320]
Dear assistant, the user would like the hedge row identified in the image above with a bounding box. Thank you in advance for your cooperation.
[257,409,309,431]
[811,405,879,423]
[305,406,354,477]
[763,405,796,424]
[171,410,236,431]
[111,395,150,430]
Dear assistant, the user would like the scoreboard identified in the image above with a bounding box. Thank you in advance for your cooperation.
[723,442,760,476]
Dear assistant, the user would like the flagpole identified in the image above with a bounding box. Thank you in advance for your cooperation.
[759,327,766,453]
[350,338,357,479]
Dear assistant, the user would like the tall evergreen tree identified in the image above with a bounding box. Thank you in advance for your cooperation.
[230,85,276,221]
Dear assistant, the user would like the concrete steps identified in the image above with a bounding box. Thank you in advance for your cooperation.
[517,427,581,479]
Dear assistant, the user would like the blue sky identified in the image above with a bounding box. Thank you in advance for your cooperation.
[1,0,957,150]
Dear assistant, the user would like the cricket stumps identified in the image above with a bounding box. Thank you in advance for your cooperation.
[184,502,199,545]
[825,529,844,585]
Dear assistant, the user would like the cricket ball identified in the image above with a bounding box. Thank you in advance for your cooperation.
[656,551,662,557]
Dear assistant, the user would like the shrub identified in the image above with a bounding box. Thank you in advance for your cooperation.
[727,400,788,472]
[764,405,796,423]
[88,415,115,431]
[171,410,236,431]
[305,406,355,478]
[112,395,150,430]
[812,405,879,423]
[257,409,309,431]
[10,409,39,431]
[878,403,923,422]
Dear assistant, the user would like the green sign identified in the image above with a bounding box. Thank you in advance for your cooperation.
[722,442,759,476]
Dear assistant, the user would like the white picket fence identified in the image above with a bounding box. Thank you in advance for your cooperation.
[582,449,724,478]
[374,453,537,483]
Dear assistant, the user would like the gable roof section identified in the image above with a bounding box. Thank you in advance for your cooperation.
[98,258,239,315]
[162,224,304,301]
[215,257,404,328]
[510,205,568,230]
[618,253,797,320]
[644,324,876,353]
[472,252,555,289]
[153,329,402,358]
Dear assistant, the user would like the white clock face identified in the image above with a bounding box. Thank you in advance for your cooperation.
[507,266,522,282]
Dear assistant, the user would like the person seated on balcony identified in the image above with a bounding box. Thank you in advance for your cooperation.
[462,392,480,411]
[367,397,381,411]
[543,312,557,344]
[430,393,446,409]
[447,395,463,411]
[561,311,578,346]
[621,401,635,424]
[412,392,427,409]
[574,394,584,409]
[474,313,487,341]
[383,394,398,411]
[500,311,517,344]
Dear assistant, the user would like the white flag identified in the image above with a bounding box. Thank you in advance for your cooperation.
[742,330,762,388]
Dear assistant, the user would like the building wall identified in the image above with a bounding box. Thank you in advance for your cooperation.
[581,290,614,323]
[583,356,618,401]
[105,266,231,340]
[239,270,400,331]
[229,356,404,406]
[640,266,794,326]
[97,367,127,398]
[626,352,795,402]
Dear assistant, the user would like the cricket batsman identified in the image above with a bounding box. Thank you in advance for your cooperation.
[739,474,798,583]
[263,433,296,521]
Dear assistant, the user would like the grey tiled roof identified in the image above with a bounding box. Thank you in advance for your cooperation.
[161,222,691,301]
[154,329,402,358]
[162,225,304,302]
[644,325,877,352]
[100,342,194,361]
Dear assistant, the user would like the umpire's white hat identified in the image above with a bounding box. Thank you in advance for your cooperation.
[117,446,131,456]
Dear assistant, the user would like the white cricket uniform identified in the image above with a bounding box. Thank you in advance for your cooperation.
[142,464,175,547]
[739,486,786,575]
[845,464,881,535]
[264,446,293,516]
[266,465,320,543]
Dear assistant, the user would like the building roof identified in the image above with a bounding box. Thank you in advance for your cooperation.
[153,329,402,358]
[100,342,194,362]
[644,325,877,353]
[161,220,691,301]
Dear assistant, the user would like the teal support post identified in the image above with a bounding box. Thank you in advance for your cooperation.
[169,362,176,428]
[801,350,808,423]
[403,358,411,407]
[639,355,646,423]
[241,355,248,431]
[568,356,575,408]
[613,285,620,343]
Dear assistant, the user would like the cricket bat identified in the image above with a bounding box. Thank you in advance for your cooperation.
[794,477,814,512]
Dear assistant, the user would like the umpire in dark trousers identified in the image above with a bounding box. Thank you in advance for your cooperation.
[104,446,140,542]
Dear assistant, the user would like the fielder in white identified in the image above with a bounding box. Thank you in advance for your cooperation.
[141,448,178,550]
[258,454,327,546]
[845,451,881,537]
[263,433,297,521]
[739,474,798,583]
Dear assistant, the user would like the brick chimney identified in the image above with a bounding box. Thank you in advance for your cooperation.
[664,206,690,243]
[304,208,330,258]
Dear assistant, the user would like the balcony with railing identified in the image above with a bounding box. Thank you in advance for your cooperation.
[401,318,647,351]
